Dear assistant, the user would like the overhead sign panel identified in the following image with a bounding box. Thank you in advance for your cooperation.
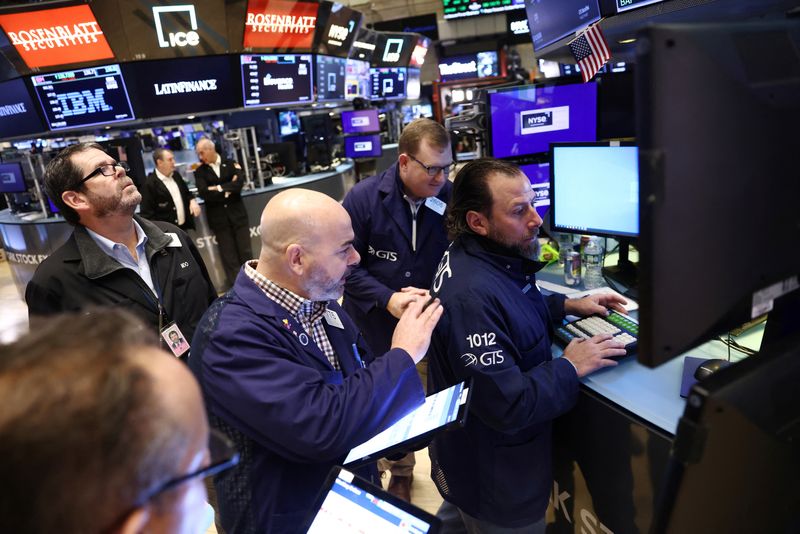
[117,0,229,60]
[314,1,362,58]
[0,78,45,138]
[373,32,416,67]
[0,5,114,69]
[243,0,319,52]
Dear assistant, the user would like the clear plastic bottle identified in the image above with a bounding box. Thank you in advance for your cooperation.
[583,238,605,289]
[557,233,574,266]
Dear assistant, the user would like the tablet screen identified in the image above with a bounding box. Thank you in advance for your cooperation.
[344,381,469,466]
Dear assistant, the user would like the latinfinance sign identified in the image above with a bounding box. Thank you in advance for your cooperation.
[244,0,318,50]
[0,5,113,69]
[154,79,218,95]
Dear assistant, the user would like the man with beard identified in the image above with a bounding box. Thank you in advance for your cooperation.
[426,159,628,533]
[189,188,444,533]
[25,142,216,349]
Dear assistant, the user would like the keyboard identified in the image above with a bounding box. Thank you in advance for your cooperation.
[555,311,638,353]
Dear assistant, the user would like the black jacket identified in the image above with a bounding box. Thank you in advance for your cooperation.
[193,158,248,229]
[139,170,196,231]
[25,216,217,344]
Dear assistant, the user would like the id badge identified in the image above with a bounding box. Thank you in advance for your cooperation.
[160,322,190,358]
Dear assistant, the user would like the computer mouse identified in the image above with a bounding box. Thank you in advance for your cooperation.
[694,358,730,380]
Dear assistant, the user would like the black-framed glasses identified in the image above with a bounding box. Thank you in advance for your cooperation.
[407,154,456,177]
[77,160,130,188]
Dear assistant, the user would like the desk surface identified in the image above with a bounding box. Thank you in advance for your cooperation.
[538,260,760,435]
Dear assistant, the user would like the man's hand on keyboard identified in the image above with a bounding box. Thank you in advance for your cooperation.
[564,293,627,317]
[563,334,627,377]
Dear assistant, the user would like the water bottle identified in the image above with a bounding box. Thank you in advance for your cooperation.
[583,238,605,289]
[557,233,574,267]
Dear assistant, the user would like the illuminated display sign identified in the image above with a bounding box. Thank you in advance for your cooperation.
[241,54,313,107]
[315,55,346,101]
[374,33,416,67]
[409,36,430,68]
[124,55,238,118]
[117,0,228,60]
[0,5,113,69]
[439,51,499,82]
[243,0,319,52]
[30,64,135,131]
[350,27,378,63]
[526,0,601,51]
[369,67,406,100]
[506,9,531,45]
[0,78,45,139]
[345,58,370,100]
[442,0,524,20]
[616,0,665,12]
[315,1,362,58]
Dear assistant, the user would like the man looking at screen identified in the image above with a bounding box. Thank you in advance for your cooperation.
[427,159,627,533]
[189,188,443,533]
[342,118,454,501]
[140,148,201,231]
[194,137,252,289]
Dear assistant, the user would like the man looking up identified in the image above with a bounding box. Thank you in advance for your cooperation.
[189,188,443,533]
[140,147,201,231]
[427,159,628,533]
[342,117,454,500]
[25,142,216,348]
[194,137,252,288]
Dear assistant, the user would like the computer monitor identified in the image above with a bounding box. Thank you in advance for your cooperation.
[406,68,421,100]
[518,161,550,220]
[487,82,597,159]
[401,103,433,125]
[0,162,26,194]
[240,54,314,107]
[278,111,300,136]
[369,67,406,100]
[525,0,601,51]
[344,58,370,100]
[549,142,638,292]
[315,54,347,102]
[635,21,800,367]
[344,134,382,159]
[302,114,335,167]
[0,78,45,138]
[341,109,379,134]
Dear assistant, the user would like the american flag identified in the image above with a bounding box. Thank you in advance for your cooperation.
[569,22,611,83]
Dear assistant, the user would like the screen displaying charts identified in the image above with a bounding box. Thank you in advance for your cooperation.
[315,55,346,101]
[369,67,406,100]
[241,54,313,107]
[30,64,135,131]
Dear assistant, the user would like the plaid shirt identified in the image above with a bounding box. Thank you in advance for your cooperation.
[244,260,339,370]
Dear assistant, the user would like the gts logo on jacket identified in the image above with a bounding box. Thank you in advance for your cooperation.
[368,245,398,262]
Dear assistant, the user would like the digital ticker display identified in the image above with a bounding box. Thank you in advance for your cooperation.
[30,64,135,131]
[241,54,313,107]
[443,0,524,20]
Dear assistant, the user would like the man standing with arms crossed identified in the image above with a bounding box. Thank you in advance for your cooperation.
[342,118,454,501]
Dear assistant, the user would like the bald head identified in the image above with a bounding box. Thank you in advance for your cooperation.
[195,138,218,165]
[256,189,359,300]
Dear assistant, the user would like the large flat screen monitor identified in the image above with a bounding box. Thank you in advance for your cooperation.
[315,55,346,102]
[124,55,239,118]
[406,68,421,100]
[518,161,550,220]
[369,67,406,100]
[0,78,45,139]
[0,162,26,194]
[350,28,378,63]
[344,58,370,100]
[443,0,524,20]
[344,134,382,159]
[635,21,800,367]
[241,54,313,107]
[439,51,499,82]
[341,109,380,134]
[242,0,319,52]
[30,64,135,131]
[401,103,433,124]
[525,0,601,51]
[313,1,362,58]
[278,110,300,136]
[373,32,416,68]
[487,82,597,159]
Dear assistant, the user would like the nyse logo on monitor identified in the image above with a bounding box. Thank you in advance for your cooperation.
[354,140,373,152]
[351,116,370,127]
[153,5,200,48]
[520,106,570,135]
[383,38,404,63]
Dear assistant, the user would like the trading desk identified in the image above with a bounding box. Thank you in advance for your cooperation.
[536,261,760,534]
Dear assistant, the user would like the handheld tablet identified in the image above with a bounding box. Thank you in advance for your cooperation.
[344,381,471,468]
[302,466,441,533]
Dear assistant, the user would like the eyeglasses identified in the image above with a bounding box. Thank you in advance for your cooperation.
[77,161,130,188]
[135,428,240,507]
[407,154,456,177]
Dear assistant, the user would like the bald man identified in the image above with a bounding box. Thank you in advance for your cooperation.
[188,189,443,534]
[194,137,252,288]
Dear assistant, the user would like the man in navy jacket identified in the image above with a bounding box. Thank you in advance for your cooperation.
[189,189,443,533]
[342,118,453,499]
[427,159,628,533]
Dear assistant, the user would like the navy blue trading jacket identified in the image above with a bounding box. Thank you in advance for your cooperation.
[427,234,579,527]
[342,163,452,355]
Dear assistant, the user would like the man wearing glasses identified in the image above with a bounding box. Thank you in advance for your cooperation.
[25,142,217,350]
[341,118,454,501]
[0,309,239,533]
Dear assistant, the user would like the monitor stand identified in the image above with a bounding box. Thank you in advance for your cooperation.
[602,238,639,300]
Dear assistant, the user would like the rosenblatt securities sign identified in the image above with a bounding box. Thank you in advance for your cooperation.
[0,5,113,69]
[243,0,319,51]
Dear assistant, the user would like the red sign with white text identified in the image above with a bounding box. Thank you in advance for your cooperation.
[243,0,319,51]
[0,5,114,69]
